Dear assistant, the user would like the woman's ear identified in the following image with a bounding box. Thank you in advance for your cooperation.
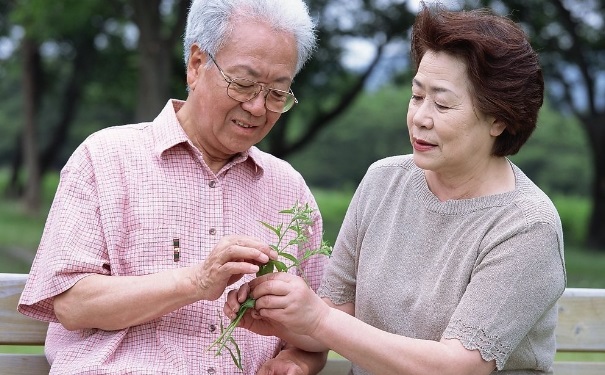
[490,118,507,137]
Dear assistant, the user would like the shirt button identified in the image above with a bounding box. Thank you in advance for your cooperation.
[209,228,216,235]
[207,368,216,374]
[209,180,217,188]
[209,324,216,332]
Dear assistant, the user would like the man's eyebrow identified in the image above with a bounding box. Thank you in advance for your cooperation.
[230,63,293,85]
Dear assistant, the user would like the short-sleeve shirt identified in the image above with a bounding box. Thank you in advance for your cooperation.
[318,155,566,374]
[18,100,326,375]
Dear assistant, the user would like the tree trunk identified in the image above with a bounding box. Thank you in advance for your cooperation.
[4,134,23,199]
[586,114,605,250]
[132,0,187,122]
[21,37,41,214]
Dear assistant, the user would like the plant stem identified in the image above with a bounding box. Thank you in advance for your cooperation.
[207,297,256,370]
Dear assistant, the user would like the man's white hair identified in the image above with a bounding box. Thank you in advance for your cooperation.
[184,0,317,75]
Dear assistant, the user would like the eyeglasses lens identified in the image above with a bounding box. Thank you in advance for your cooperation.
[227,78,295,113]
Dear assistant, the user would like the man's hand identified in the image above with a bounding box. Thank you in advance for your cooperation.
[257,357,305,375]
[192,235,277,301]
[257,344,328,375]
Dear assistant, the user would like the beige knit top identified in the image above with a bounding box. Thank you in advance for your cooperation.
[318,155,566,374]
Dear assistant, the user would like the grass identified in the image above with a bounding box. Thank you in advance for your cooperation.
[564,247,605,288]
[312,187,353,245]
[0,345,44,354]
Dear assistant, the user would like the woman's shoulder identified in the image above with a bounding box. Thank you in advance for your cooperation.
[511,163,561,228]
[356,154,420,197]
[368,154,415,171]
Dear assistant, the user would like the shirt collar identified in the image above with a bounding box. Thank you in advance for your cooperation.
[152,99,265,178]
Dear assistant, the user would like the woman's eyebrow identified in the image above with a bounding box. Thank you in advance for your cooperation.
[412,78,460,98]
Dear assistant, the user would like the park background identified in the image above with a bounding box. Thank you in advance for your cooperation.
[0,0,604,292]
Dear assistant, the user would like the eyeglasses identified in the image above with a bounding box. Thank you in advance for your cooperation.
[208,53,298,113]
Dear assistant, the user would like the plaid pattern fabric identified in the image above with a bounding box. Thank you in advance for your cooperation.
[19,100,326,374]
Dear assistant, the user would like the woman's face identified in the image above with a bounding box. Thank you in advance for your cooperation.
[407,50,505,176]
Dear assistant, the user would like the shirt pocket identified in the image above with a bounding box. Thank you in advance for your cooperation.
[117,226,181,275]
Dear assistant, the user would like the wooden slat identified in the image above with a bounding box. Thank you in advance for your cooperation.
[556,288,605,352]
[318,359,605,375]
[1,274,605,374]
[552,361,605,375]
[0,273,48,345]
[0,354,50,375]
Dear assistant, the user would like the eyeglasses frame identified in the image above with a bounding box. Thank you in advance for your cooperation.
[207,52,298,113]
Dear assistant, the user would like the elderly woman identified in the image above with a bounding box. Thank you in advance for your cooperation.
[227,4,566,375]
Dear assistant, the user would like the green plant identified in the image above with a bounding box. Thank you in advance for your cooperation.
[207,202,332,370]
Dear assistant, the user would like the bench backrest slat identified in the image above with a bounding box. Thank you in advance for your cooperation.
[0,273,48,345]
[0,354,51,375]
[1,273,604,375]
[556,287,605,352]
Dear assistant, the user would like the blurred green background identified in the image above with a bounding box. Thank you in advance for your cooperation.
[1,0,604,288]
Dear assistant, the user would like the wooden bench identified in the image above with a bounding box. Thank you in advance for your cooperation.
[1,273,604,374]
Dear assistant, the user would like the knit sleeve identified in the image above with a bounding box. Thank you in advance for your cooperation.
[316,181,364,305]
[442,222,565,370]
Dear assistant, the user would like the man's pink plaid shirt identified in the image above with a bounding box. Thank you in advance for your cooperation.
[18,100,326,374]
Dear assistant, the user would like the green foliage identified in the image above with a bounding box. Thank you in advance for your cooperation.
[564,246,605,288]
[11,0,108,39]
[510,102,592,197]
[312,188,354,245]
[289,84,412,189]
[208,202,332,370]
[551,195,591,246]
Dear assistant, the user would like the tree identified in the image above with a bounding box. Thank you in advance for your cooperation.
[130,0,188,121]
[475,0,605,249]
[1,0,187,211]
[1,0,419,213]
[4,0,118,211]
[263,0,416,158]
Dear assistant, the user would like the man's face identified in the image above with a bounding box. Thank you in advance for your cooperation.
[182,18,298,164]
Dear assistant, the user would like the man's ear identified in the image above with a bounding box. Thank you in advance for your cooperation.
[186,44,207,90]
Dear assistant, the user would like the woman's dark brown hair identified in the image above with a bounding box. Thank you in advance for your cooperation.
[411,3,544,156]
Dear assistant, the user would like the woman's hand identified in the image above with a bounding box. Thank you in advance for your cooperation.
[249,272,330,337]
[224,282,288,337]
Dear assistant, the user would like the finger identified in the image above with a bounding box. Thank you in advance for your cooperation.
[221,260,261,276]
[250,309,262,319]
[248,271,291,289]
[254,293,290,310]
[237,283,251,303]
[224,236,278,262]
[223,289,240,317]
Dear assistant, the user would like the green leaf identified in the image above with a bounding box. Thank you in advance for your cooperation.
[259,221,281,237]
[256,261,274,276]
[274,260,288,272]
[280,252,298,264]
[226,336,243,370]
